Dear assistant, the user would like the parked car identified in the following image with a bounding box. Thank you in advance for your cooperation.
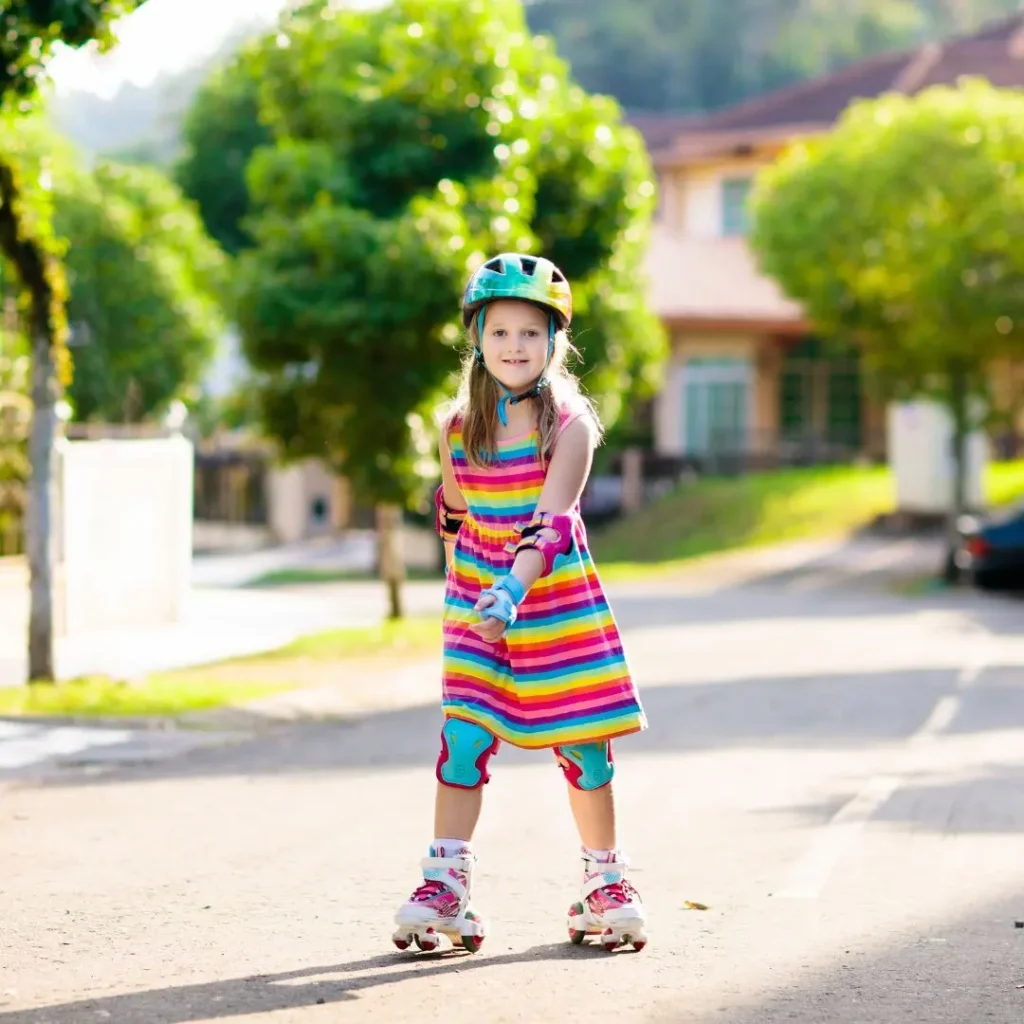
[955,504,1024,590]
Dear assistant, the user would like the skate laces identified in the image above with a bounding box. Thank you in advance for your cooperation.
[595,876,640,907]
[410,879,452,903]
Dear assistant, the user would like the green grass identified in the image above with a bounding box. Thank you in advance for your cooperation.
[258,615,442,661]
[0,675,295,718]
[0,616,442,719]
[593,460,1024,580]
[986,459,1024,507]
[244,566,443,587]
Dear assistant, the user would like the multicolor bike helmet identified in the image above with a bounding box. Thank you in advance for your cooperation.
[461,253,572,329]
[461,253,573,426]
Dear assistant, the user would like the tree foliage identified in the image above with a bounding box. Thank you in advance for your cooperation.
[60,161,227,421]
[175,43,272,255]
[750,78,1024,520]
[523,0,1024,114]
[751,79,1024,400]
[0,297,30,557]
[233,0,663,509]
[0,0,149,682]
[6,118,227,423]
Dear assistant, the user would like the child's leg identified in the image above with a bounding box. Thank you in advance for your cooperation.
[555,742,648,950]
[434,777,485,840]
[393,718,498,950]
[565,779,617,850]
[555,741,617,847]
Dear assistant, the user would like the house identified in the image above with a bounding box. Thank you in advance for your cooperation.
[633,12,1024,468]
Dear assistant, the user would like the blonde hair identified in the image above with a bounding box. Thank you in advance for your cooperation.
[443,303,603,469]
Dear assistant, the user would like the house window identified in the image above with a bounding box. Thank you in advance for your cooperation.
[721,177,753,236]
[779,337,863,457]
[681,357,752,456]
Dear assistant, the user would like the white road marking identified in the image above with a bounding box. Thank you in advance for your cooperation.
[0,722,133,770]
[776,775,902,899]
[910,694,961,745]
[777,655,988,899]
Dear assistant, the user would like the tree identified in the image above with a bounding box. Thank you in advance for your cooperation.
[9,116,227,423]
[0,0,149,680]
[522,0,1024,114]
[174,40,273,255]
[750,78,1024,575]
[59,160,227,421]
[234,0,662,617]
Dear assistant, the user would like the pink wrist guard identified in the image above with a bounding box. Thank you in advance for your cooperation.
[506,512,575,577]
[434,484,467,540]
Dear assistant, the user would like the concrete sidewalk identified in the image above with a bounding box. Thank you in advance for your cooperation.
[0,531,952,687]
[0,536,438,687]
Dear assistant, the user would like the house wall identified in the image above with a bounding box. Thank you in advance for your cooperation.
[266,459,351,545]
[653,331,777,455]
[658,156,773,237]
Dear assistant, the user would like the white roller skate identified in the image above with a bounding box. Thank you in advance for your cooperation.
[567,848,648,952]
[392,844,485,954]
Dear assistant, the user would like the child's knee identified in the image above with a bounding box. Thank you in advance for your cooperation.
[436,718,499,789]
[554,741,614,790]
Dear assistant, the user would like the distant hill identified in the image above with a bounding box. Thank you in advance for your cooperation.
[47,19,272,166]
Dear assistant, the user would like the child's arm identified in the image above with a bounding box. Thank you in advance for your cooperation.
[472,416,595,636]
[437,432,468,570]
[509,415,594,587]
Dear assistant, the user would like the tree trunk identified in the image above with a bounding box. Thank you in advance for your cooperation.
[943,366,969,584]
[0,158,59,681]
[26,329,56,679]
[375,503,405,620]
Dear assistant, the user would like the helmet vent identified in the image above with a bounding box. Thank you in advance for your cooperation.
[484,257,505,273]
[520,257,537,276]
[552,268,566,282]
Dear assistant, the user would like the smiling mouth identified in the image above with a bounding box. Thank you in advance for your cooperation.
[502,359,529,365]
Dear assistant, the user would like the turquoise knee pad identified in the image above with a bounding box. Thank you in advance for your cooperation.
[436,718,499,789]
[554,741,614,790]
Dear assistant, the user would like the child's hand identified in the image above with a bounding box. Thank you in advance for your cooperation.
[470,593,507,642]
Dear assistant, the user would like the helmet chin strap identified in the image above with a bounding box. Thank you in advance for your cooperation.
[476,307,555,427]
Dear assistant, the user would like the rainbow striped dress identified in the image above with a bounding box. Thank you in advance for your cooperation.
[442,412,647,750]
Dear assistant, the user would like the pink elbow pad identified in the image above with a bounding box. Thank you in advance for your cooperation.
[507,512,575,577]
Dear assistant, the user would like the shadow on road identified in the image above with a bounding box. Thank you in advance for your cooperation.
[0,942,619,1023]
[27,661,1024,801]
[608,573,1024,639]
[769,758,1024,838]
[651,883,1024,1024]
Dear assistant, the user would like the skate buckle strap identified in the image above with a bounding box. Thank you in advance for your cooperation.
[582,866,626,899]
[420,854,470,900]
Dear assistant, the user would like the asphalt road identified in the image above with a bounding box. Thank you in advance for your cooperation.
[3,553,1024,1023]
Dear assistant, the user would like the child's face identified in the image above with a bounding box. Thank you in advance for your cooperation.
[478,299,550,393]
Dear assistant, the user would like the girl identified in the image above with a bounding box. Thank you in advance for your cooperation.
[391,253,648,955]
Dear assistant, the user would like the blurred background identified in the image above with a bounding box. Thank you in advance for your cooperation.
[5,0,1024,678]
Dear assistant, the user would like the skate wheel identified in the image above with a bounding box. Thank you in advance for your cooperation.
[392,937,411,951]
[632,939,647,952]
[567,901,587,945]
[415,927,439,952]
[461,933,484,953]
[601,927,620,953]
